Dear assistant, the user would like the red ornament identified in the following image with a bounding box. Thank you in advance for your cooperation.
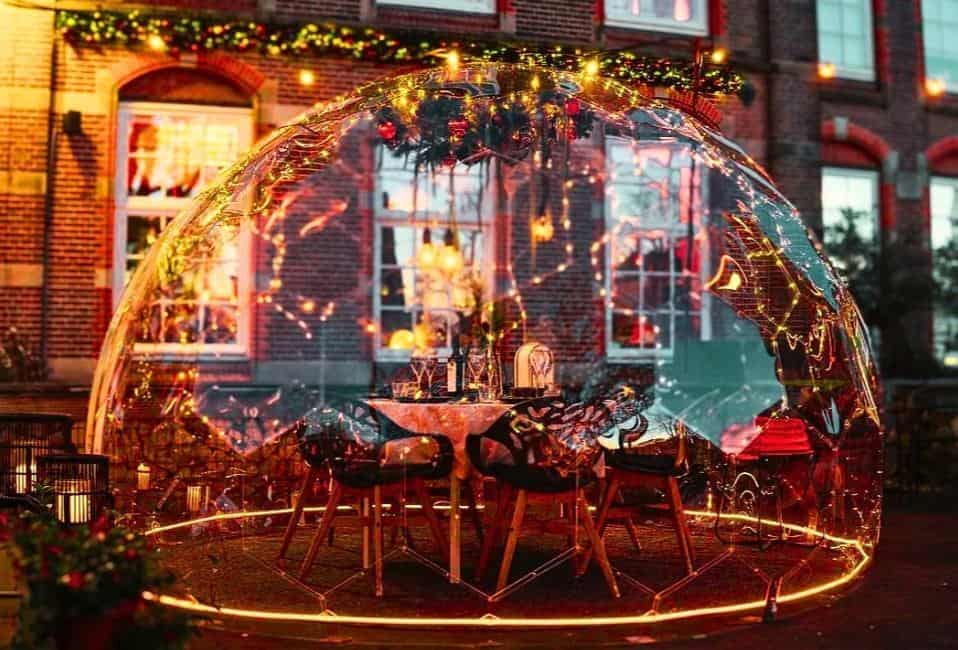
[377,121,397,141]
[64,572,85,590]
[565,99,580,116]
[442,154,457,167]
[448,117,468,138]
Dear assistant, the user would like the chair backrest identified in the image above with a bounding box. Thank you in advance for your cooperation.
[298,401,382,471]
[600,393,689,472]
[470,398,609,479]
[0,413,77,497]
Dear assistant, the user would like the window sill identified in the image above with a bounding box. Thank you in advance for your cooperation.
[602,20,708,38]
[818,80,887,108]
[131,345,250,363]
[923,95,958,117]
[373,4,499,30]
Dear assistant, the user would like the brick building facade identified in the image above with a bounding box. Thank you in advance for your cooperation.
[1,0,956,401]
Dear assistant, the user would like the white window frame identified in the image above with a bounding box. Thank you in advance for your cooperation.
[377,0,496,13]
[603,137,711,361]
[114,101,254,357]
[821,166,880,246]
[931,175,958,364]
[604,0,709,36]
[816,0,876,81]
[922,0,958,93]
[372,146,496,362]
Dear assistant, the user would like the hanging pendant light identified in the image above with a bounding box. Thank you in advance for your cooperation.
[438,228,464,277]
[417,228,438,270]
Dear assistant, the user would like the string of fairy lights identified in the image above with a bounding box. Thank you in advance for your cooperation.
[54,9,744,97]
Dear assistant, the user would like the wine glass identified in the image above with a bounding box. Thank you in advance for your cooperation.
[466,350,486,390]
[409,356,427,396]
[422,355,438,396]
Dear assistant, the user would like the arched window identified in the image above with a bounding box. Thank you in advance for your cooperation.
[114,68,254,355]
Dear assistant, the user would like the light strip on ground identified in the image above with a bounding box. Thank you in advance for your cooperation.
[141,507,872,629]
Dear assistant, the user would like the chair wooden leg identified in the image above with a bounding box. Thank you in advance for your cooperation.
[416,479,449,561]
[298,481,342,580]
[475,482,513,582]
[665,476,695,575]
[624,517,642,552]
[278,467,317,564]
[567,495,579,577]
[496,489,527,593]
[578,491,620,598]
[463,479,485,546]
[579,476,620,575]
[596,476,621,537]
[361,496,371,570]
[374,484,384,597]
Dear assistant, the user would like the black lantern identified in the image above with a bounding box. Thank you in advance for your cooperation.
[0,413,75,499]
[37,454,110,524]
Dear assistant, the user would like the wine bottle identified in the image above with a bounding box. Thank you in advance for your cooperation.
[447,336,464,397]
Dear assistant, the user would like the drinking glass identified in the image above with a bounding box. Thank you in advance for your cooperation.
[466,350,486,390]
[422,355,438,395]
[409,356,427,394]
[478,351,503,402]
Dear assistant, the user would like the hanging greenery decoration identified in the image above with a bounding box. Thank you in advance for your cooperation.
[375,87,595,169]
[55,9,744,97]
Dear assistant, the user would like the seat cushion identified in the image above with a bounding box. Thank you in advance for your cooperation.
[333,434,454,488]
[607,450,680,475]
[485,463,585,493]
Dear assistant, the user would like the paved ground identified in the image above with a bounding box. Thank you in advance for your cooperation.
[186,498,958,649]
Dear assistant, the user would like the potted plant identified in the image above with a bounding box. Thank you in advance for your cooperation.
[1,510,196,650]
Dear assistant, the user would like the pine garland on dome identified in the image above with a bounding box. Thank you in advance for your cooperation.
[376,88,595,169]
[54,9,744,97]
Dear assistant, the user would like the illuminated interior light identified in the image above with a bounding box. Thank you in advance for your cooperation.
[817,62,837,80]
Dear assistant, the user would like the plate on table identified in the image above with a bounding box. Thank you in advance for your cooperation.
[395,396,450,404]
[499,395,534,404]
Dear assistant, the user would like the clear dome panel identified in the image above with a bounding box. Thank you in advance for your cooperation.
[89,63,882,629]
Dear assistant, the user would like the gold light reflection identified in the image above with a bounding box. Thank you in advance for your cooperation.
[142,507,870,629]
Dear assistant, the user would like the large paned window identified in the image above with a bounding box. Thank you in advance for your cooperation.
[378,0,496,12]
[604,0,708,35]
[604,136,710,359]
[821,166,879,252]
[931,176,958,366]
[373,146,494,360]
[922,0,958,93]
[816,0,875,81]
[114,102,253,354]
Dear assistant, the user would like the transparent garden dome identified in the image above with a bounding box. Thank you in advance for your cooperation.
[88,62,883,633]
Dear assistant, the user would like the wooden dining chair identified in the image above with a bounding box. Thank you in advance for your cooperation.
[283,400,454,597]
[467,399,620,600]
[588,409,695,576]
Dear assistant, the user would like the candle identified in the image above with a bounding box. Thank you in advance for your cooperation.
[54,479,91,524]
[136,463,151,491]
[186,485,208,514]
[14,462,37,495]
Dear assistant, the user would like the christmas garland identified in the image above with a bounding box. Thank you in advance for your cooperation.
[375,89,595,168]
[55,9,744,97]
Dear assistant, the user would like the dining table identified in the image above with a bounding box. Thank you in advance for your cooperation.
[365,398,516,584]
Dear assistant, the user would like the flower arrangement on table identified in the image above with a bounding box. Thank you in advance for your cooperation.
[2,510,196,650]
